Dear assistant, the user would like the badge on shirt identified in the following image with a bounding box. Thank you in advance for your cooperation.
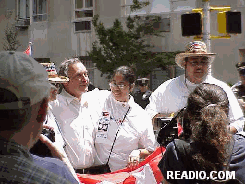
[96,111,110,139]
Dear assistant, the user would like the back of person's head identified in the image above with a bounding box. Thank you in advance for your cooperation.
[112,66,136,85]
[0,51,50,132]
[185,83,232,173]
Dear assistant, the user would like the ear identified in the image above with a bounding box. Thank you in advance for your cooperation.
[129,83,135,92]
[36,98,48,123]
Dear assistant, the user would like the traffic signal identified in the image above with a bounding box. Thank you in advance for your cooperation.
[181,13,202,36]
[218,11,241,34]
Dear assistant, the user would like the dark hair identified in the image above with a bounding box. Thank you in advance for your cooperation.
[236,62,245,69]
[0,88,31,131]
[112,66,136,85]
[186,83,231,173]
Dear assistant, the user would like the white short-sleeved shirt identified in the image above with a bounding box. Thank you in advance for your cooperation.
[90,91,156,172]
[146,74,245,133]
[49,89,98,169]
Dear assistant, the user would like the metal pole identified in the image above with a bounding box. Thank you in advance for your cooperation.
[202,0,212,75]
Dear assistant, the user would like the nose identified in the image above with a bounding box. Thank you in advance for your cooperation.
[79,77,88,84]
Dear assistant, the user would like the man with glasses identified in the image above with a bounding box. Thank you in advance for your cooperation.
[146,41,244,135]
[49,58,98,173]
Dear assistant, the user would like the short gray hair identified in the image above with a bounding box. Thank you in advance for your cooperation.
[58,58,81,77]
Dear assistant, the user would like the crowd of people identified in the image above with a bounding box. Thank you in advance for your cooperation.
[0,41,244,183]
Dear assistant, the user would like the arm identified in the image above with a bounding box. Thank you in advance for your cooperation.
[145,90,161,120]
[39,134,80,183]
[226,86,245,133]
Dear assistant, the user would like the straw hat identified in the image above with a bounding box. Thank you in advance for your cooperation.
[175,41,216,69]
[40,63,69,83]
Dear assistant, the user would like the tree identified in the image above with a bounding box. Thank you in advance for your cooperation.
[87,0,179,78]
[2,10,21,51]
[2,22,21,51]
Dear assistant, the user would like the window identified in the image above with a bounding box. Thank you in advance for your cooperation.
[75,21,91,31]
[153,18,170,32]
[142,16,171,33]
[33,0,47,22]
[74,0,93,32]
[18,0,30,19]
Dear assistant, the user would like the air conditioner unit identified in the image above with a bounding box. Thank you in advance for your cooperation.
[15,19,30,28]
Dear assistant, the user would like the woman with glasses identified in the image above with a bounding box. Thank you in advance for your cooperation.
[88,66,156,173]
[158,83,245,184]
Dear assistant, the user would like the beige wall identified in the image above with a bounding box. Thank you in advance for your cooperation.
[0,0,244,88]
[144,0,245,85]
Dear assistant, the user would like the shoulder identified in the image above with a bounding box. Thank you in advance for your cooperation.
[152,75,183,94]
[0,155,71,184]
[129,97,150,115]
[31,155,78,183]
[83,89,110,100]
[32,154,66,168]
[230,134,245,183]
[232,134,245,154]
[207,76,232,90]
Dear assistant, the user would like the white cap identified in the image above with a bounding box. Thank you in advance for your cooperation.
[0,51,51,108]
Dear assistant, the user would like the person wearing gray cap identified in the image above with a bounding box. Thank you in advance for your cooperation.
[146,41,244,135]
[0,51,79,183]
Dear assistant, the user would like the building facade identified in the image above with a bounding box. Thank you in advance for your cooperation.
[0,0,244,90]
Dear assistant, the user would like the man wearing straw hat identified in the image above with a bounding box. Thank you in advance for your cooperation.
[146,41,244,134]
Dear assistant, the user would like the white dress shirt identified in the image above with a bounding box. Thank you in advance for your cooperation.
[146,74,245,133]
[49,89,97,169]
[89,91,156,172]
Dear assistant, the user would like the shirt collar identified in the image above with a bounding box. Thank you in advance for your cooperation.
[181,74,210,89]
[109,93,134,109]
[60,89,81,105]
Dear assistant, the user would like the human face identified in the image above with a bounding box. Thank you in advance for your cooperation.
[185,56,209,84]
[110,74,132,102]
[63,62,89,99]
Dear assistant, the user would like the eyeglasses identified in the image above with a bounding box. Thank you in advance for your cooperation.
[109,82,128,89]
[188,56,209,66]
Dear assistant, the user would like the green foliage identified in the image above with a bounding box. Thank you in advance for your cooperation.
[88,0,178,78]
[130,0,150,12]
[2,22,21,51]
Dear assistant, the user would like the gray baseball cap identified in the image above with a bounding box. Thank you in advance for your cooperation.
[0,51,50,109]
